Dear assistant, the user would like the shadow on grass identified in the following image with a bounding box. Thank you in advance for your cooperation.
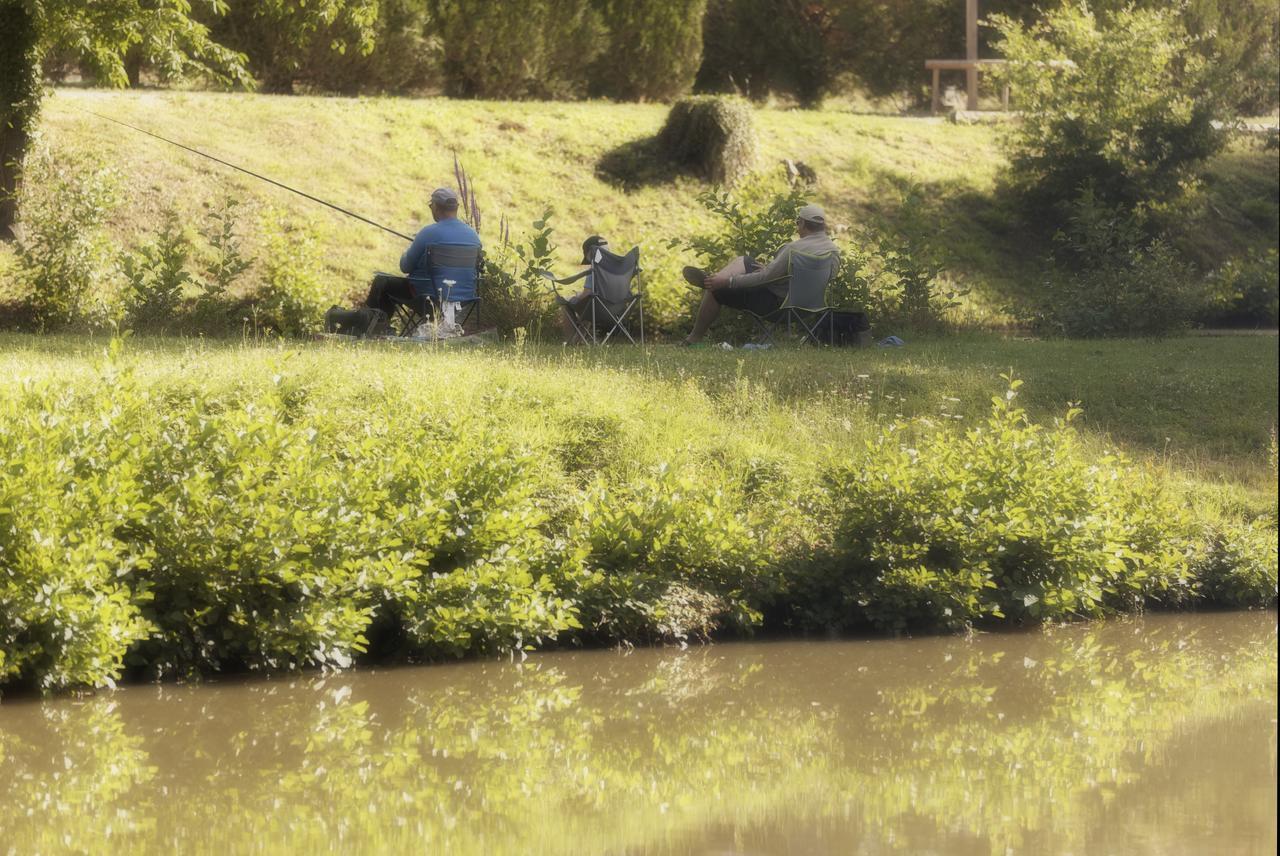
[595,135,690,192]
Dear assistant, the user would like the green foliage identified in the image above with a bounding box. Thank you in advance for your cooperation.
[674,178,807,269]
[1037,191,1203,338]
[1202,248,1279,327]
[0,338,1275,692]
[1192,521,1279,607]
[427,0,604,99]
[208,0,377,93]
[590,0,710,101]
[0,348,156,690]
[820,379,1198,633]
[990,3,1225,227]
[122,213,193,332]
[254,211,333,337]
[482,208,558,339]
[698,0,842,106]
[12,145,120,330]
[657,96,758,186]
[832,185,964,329]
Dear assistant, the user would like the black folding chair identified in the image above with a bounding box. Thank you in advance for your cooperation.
[746,251,839,346]
[541,246,644,345]
[386,243,484,337]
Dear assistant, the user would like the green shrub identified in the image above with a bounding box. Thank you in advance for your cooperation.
[122,212,194,332]
[12,145,121,330]
[821,379,1197,633]
[589,0,709,101]
[1202,249,1279,328]
[564,465,767,641]
[1,345,1273,693]
[481,209,558,339]
[657,96,757,186]
[0,350,155,690]
[1193,522,1278,608]
[428,0,604,99]
[991,3,1224,227]
[1037,191,1203,338]
[254,211,333,337]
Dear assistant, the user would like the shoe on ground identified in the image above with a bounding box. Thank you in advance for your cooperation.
[682,266,708,289]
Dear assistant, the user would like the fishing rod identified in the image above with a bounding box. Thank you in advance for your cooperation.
[81,108,414,243]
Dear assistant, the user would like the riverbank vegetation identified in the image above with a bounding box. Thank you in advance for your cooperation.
[1,335,1274,693]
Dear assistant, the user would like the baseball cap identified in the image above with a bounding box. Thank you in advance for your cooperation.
[581,235,609,265]
[430,187,460,208]
[798,203,827,226]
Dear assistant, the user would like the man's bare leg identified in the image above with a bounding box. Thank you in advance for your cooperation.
[559,290,592,344]
[685,290,722,343]
[684,257,749,344]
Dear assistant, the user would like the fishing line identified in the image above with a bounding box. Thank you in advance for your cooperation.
[79,108,414,242]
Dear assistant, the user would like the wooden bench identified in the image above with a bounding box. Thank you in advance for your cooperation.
[924,59,1009,115]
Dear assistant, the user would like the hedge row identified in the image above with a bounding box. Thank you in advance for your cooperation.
[1,352,1274,692]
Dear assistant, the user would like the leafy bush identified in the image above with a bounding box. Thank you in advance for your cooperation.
[589,0,709,101]
[676,179,807,269]
[1037,192,1203,338]
[0,348,155,690]
[12,145,120,330]
[819,379,1197,633]
[481,209,558,339]
[253,211,334,337]
[657,96,757,186]
[991,3,1225,227]
[428,0,604,99]
[1202,249,1279,328]
[1,349,1274,693]
[122,213,194,332]
[1193,521,1278,607]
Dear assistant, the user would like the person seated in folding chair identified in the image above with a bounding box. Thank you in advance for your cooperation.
[542,236,644,345]
[681,203,838,345]
[556,235,610,344]
[363,187,481,330]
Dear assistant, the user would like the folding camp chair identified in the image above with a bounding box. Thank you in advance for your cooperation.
[386,243,484,337]
[541,246,644,345]
[747,250,839,346]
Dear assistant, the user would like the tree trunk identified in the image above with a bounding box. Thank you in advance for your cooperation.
[0,0,41,242]
[0,124,28,242]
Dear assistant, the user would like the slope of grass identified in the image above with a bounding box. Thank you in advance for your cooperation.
[6,89,1274,331]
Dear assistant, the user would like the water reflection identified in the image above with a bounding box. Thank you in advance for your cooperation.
[1,613,1275,855]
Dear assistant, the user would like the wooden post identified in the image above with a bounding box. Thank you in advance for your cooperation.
[966,0,979,111]
[932,68,941,115]
[1001,83,1010,111]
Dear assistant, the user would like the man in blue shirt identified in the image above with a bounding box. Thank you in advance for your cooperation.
[364,187,482,316]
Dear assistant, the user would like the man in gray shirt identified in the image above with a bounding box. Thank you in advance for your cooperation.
[683,203,839,345]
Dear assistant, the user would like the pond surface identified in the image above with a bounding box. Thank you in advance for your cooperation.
[1,613,1275,855]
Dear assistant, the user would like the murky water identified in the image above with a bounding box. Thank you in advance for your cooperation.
[1,613,1275,855]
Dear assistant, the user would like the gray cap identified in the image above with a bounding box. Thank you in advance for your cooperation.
[430,187,460,208]
[798,203,826,226]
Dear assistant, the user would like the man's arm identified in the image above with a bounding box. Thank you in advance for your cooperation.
[400,226,434,274]
[726,246,791,290]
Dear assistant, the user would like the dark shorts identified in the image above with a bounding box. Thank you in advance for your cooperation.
[713,285,783,316]
[365,273,413,314]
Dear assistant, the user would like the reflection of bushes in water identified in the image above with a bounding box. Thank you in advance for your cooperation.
[0,617,1273,854]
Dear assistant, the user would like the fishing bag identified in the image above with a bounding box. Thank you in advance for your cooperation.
[325,306,387,338]
[829,310,872,347]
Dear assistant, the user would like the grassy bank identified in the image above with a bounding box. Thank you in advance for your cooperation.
[2,89,1276,330]
[1,334,1275,692]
